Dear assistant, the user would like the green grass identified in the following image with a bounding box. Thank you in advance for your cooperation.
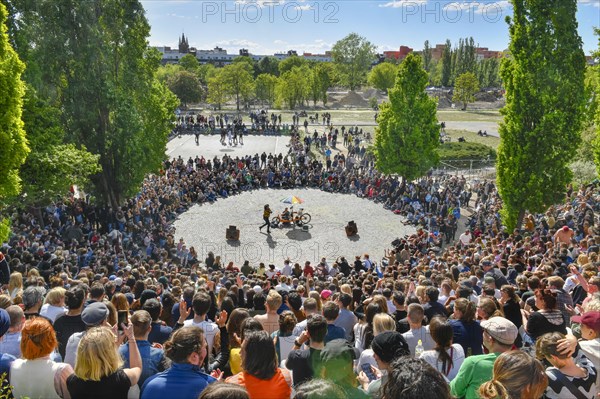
[444,129,500,150]
[437,142,497,163]
[437,109,502,122]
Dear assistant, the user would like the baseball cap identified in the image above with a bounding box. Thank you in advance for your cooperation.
[321,290,332,300]
[320,339,359,364]
[481,317,518,345]
[571,311,600,332]
[114,277,123,287]
[82,302,109,327]
[371,331,409,363]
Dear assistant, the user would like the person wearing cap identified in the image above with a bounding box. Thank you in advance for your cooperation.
[559,311,600,389]
[450,316,519,399]
[357,331,409,398]
[320,338,368,399]
[481,259,508,289]
[64,301,111,367]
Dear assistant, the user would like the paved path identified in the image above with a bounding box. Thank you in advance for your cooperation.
[166,134,291,160]
[172,188,415,265]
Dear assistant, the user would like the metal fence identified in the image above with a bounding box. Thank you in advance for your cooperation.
[434,159,497,179]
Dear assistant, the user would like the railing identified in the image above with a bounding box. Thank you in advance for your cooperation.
[434,159,496,179]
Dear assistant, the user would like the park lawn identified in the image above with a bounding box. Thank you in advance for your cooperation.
[445,129,500,150]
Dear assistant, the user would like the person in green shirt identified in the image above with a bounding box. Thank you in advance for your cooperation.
[450,317,518,399]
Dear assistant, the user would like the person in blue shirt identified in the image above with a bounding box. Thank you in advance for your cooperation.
[141,326,219,399]
[323,302,346,343]
[119,310,168,389]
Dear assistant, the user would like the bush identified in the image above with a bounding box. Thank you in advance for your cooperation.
[437,142,496,160]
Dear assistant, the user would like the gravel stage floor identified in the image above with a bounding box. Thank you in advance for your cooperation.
[172,188,416,266]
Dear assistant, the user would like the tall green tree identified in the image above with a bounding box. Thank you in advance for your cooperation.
[331,33,376,90]
[368,62,397,93]
[277,66,309,109]
[278,55,308,75]
[167,70,203,106]
[207,69,227,110]
[497,0,586,229]
[221,62,254,111]
[25,0,178,206]
[441,39,452,87]
[0,1,29,241]
[257,56,280,76]
[179,53,199,72]
[374,53,439,180]
[422,40,432,73]
[19,87,100,209]
[255,73,278,107]
[453,72,479,110]
[589,28,600,174]
[309,63,333,106]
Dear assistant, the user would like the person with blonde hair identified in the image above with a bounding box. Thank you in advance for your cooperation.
[7,272,23,303]
[356,313,396,372]
[41,287,67,322]
[478,351,547,399]
[10,317,73,399]
[254,290,283,334]
[67,325,141,399]
[477,297,503,321]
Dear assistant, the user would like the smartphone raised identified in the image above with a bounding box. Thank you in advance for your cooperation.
[117,310,129,331]
[361,363,377,382]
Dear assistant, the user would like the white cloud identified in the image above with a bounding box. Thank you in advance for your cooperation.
[215,39,260,48]
[379,0,427,8]
[294,4,312,11]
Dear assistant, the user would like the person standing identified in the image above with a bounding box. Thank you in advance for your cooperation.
[259,205,272,234]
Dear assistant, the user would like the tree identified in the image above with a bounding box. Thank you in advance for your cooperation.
[309,63,334,106]
[207,69,227,110]
[156,63,182,84]
[441,39,452,87]
[277,66,309,109]
[0,1,29,241]
[422,40,432,73]
[167,70,203,106]
[453,72,479,110]
[278,55,308,75]
[368,62,397,93]
[23,0,178,206]
[374,53,439,180]
[589,28,600,174]
[257,56,280,76]
[331,33,376,90]
[197,63,216,85]
[255,73,278,107]
[19,87,100,208]
[179,53,199,72]
[221,62,254,111]
[497,0,586,229]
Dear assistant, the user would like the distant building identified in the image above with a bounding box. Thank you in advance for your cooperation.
[383,46,413,61]
[178,33,190,54]
[429,43,502,61]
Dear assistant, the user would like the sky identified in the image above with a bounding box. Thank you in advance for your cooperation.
[141,0,600,56]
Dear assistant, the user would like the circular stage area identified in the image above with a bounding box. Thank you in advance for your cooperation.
[173,188,416,266]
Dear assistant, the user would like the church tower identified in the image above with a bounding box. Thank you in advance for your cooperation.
[178,33,189,53]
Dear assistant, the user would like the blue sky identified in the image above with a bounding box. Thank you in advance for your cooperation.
[141,0,600,56]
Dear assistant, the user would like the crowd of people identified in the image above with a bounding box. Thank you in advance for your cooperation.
[0,126,599,398]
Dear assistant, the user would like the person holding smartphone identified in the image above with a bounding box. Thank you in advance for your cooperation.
[357,331,409,398]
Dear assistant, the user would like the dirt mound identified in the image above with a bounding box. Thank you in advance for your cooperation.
[338,91,369,108]
[362,88,387,100]
[474,92,498,102]
[437,97,452,109]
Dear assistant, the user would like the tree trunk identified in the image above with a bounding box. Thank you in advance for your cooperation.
[516,209,526,232]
